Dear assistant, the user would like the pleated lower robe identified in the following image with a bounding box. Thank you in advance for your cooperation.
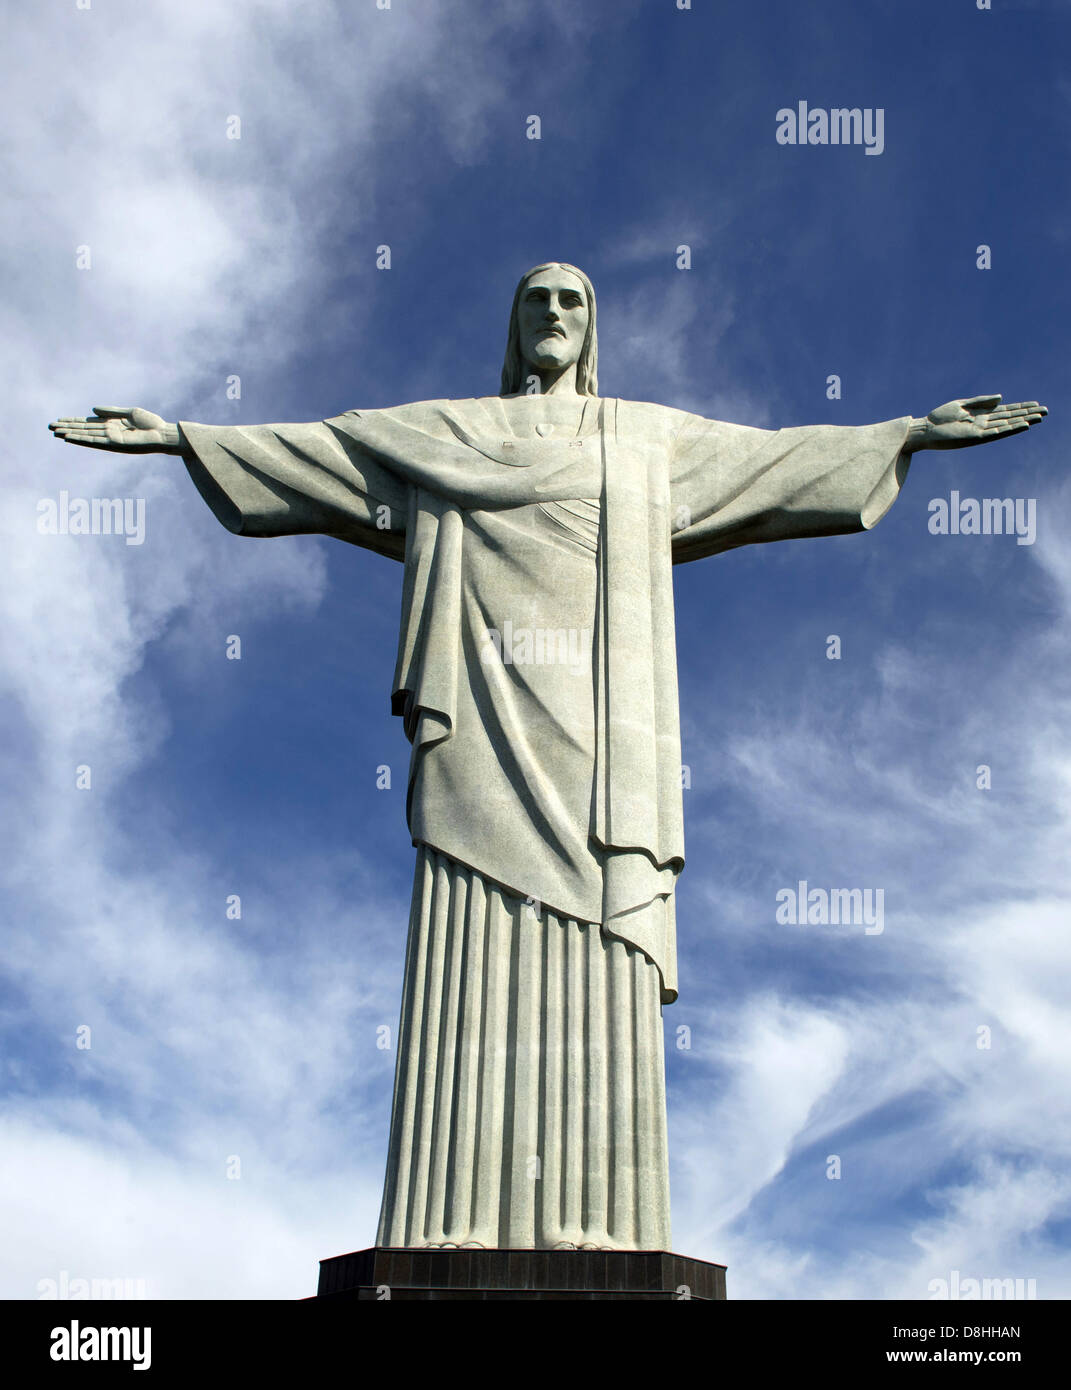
[376,847,671,1250]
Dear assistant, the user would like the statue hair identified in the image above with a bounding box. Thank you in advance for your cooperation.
[499,262,598,397]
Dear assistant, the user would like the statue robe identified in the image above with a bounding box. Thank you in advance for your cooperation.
[179,395,911,1248]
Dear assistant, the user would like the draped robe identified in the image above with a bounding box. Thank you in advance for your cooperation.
[179,394,912,1248]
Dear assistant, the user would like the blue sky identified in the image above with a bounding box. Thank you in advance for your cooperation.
[2,0,1069,1299]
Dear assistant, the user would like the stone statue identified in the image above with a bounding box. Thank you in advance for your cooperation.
[50,262,1046,1252]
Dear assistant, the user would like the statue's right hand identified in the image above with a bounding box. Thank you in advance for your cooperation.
[48,406,177,453]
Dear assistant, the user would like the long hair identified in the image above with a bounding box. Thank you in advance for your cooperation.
[499,262,598,397]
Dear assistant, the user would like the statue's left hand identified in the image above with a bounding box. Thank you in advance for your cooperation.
[48,406,183,454]
[906,395,1047,452]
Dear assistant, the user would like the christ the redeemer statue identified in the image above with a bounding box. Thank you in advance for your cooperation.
[50,263,1046,1253]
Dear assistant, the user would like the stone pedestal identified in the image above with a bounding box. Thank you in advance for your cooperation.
[314,1247,726,1301]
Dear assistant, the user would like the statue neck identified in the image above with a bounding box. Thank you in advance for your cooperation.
[523,359,581,397]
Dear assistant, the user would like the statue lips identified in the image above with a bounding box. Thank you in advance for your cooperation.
[531,327,567,349]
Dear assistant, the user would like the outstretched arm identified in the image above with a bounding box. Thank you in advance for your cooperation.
[49,407,186,454]
[49,405,409,560]
[668,390,1047,567]
[902,395,1046,452]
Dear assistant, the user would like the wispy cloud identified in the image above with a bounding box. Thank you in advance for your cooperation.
[3,0,1066,1303]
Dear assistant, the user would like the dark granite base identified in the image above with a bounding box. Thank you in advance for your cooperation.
[314,1247,727,1300]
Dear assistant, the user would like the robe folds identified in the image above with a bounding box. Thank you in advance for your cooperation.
[181,395,911,1249]
[180,396,912,1006]
[377,847,671,1249]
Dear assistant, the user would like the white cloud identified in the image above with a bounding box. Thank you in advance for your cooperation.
[0,0,594,1300]
[1,1114,383,1300]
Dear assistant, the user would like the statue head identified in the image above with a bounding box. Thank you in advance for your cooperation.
[500,262,598,397]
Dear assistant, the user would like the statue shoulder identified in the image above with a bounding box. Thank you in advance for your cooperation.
[613,398,703,441]
[615,398,695,420]
[334,397,488,434]
[337,396,456,419]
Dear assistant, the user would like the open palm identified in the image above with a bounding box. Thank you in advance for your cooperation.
[48,406,175,453]
[917,395,1047,450]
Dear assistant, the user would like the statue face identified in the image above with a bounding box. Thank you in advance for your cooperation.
[517,267,589,374]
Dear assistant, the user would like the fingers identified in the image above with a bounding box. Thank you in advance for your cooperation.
[47,431,120,449]
[990,401,1046,419]
[50,419,119,438]
[979,406,1047,437]
[961,393,1001,410]
[985,404,1046,423]
[49,416,133,449]
[49,409,134,430]
[980,422,1031,439]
